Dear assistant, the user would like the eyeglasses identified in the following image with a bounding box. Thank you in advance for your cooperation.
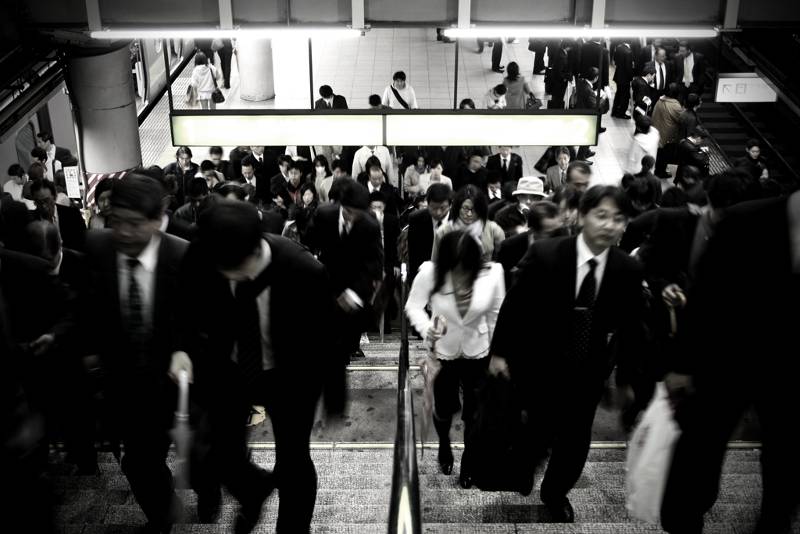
[460,205,475,213]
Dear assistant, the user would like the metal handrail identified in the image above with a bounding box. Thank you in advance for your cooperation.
[387,263,422,534]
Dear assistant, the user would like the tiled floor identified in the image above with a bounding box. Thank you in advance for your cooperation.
[141,28,636,186]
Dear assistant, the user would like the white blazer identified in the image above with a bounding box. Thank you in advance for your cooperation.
[405,261,506,360]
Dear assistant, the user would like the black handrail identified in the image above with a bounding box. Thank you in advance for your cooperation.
[387,263,422,534]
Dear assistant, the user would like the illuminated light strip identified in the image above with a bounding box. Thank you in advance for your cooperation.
[170,112,599,147]
[88,27,361,40]
[243,441,763,449]
[443,26,719,39]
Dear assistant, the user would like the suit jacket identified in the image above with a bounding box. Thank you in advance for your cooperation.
[575,78,599,110]
[632,76,653,115]
[407,208,437,280]
[380,212,401,274]
[314,95,348,109]
[163,161,200,206]
[648,60,675,98]
[613,43,636,84]
[486,153,524,184]
[637,207,700,293]
[675,195,798,380]
[55,204,86,252]
[453,166,488,192]
[406,261,505,359]
[619,208,661,253]
[579,40,610,87]
[54,146,76,167]
[242,154,273,203]
[545,165,568,193]
[178,234,337,392]
[495,231,532,289]
[676,138,709,178]
[490,235,645,403]
[306,203,383,306]
[672,52,706,90]
[365,182,402,217]
[83,230,188,376]
[638,45,658,74]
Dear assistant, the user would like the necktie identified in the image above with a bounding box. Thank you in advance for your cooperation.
[659,64,665,90]
[502,158,508,172]
[561,170,566,184]
[234,278,264,385]
[126,258,147,365]
[571,258,597,363]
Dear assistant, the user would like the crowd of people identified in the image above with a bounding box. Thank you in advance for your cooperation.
[1,36,799,534]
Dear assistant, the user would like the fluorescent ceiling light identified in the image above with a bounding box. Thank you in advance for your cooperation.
[89,27,360,40]
[444,26,718,39]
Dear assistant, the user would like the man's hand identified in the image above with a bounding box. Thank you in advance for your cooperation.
[29,333,55,356]
[488,354,510,379]
[168,351,194,384]
[336,291,362,314]
[662,283,687,309]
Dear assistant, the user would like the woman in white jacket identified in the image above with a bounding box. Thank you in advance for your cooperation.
[625,113,661,174]
[405,229,505,487]
[189,52,222,110]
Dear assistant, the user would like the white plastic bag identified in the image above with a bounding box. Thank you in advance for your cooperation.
[625,382,681,523]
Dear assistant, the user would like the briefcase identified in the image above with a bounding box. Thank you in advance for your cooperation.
[468,376,534,494]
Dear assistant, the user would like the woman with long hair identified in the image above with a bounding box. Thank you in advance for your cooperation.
[405,229,505,486]
[432,185,505,262]
[503,61,533,110]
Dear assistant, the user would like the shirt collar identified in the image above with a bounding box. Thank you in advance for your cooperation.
[121,232,161,273]
[576,232,610,270]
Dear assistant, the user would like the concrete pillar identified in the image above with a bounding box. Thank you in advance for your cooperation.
[66,43,142,173]
[237,39,275,101]
[271,36,312,109]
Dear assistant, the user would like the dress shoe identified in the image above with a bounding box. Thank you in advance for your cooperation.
[438,442,454,475]
[197,487,221,523]
[613,113,632,120]
[492,66,505,73]
[234,472,276,534]
[349,349,366,361]
[458,470,473,489]
[598,127,607,133]
[544,497,575,523]
[582,150,596,159]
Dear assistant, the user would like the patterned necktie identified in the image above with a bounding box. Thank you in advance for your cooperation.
[571,258,597,363]
[234,278,265,385]
[126,258,148,365]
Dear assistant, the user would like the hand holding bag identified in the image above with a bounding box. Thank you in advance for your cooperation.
[210,67,225,104]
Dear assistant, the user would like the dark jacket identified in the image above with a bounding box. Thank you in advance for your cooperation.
[314,95,349,109]
[453,166,488,192]
[613,43,636,84]
[83,230,188,375]
[580,40,610,87]
[632,76,653,115]
[495,231,532,289]
[163,161,200,206]
[676,138,709,178]
[486,153,524,184]
[490,235,645,405]
[241,153,274,203]
[672,52,706,90]
[55,204,87,252]
[407,208,437,281]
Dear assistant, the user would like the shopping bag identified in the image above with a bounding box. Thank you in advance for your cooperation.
[625,382,681,523]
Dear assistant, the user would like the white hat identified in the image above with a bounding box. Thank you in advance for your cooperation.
[512,177,546,198]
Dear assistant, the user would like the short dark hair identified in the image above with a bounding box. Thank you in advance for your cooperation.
[675,165,701,189]
[458,98,476,110]
[338,180,370,210]
[578,185,633,217]
[176,146,193,159]
[94,177,114,199]
[666,82,681,99]
[331,160,347,173]
[209,146,224,156]
[110,174,165,220]
[188,177,209,198]
[197,199,263,271]
[706,168,749,210]
[745,138,761,150]
[493,84,507,95]
[365,156,383,173]
[634,114,651,135]
[690,126,708,138]
[7,164,24,177]
[28,162,45,181]
[288,160,305,173]
[433,230,484,295]
[584,67,600,80]
[429,158,443,169]
[319,85,333,98]
[195,52,208,65]
[426,183,452,204]
[641,64,656,76]
[29,178,56,198]
[217,182,247,200]
[685,93,701,109]
[368,94,382,106]
[486,171,502,185]
[200,160,216,172]
[24,220,61,262]
[555,146,571,158]
[626,176,658,208]
[678,40,692,51]
[36,131,54,143]
[393,71,406,81]
[660,186,689,207]
[277,155,293,167]
[241,160,254,170]
[567,160,592,181]
[450,185,489,223]
[468,150,484,161]
[141,165,164,182]
[527,200,560,231]
[369,191,386,205]
[30,146,47,161]
[640,154,656,172]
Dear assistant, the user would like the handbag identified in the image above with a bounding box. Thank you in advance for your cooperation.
[525,94,542,110]
[184,84,196,106]
[210,68,225,104]
[625,382,681,523]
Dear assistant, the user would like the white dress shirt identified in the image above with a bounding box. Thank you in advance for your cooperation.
[575,232,609,298]
[229,239,276,370]
[417,173,453,193]
[682,53,695,86]
[117,233,161,329]
[352,145,397,187]
[3,180,23,200]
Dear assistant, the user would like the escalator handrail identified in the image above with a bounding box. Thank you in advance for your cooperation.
[387,263,423,534]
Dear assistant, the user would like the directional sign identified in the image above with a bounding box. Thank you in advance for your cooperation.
[63,166,82,199]
[716,73,777,103]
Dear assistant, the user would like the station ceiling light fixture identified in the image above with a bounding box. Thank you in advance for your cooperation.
[443,26,719,39]
[88,27,361,40]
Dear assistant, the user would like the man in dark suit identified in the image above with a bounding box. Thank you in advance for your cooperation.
[36,130,75,167]
[546,40,572,109]
[673,41,707,100]
[579,39,610,89]
[637,39,661,75]
[454,152,489,192]
[489,186,645,523]
[362,157,402,217]
[648,47,674,101]
[632,65,657,116]
[575,68,606,161]
[241,147,278,204]
[306,180,383,361]
[369,191,401,332]
[487,146,524,185]
[28,179,86,251]
[661,190,800,534]
[83,174,189,534]
[175,200,340,534]
[314,85,348,109]
[612,42,636,119]
[407,183,451,281]
[676,127,710,180]
[209,145,234,180]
